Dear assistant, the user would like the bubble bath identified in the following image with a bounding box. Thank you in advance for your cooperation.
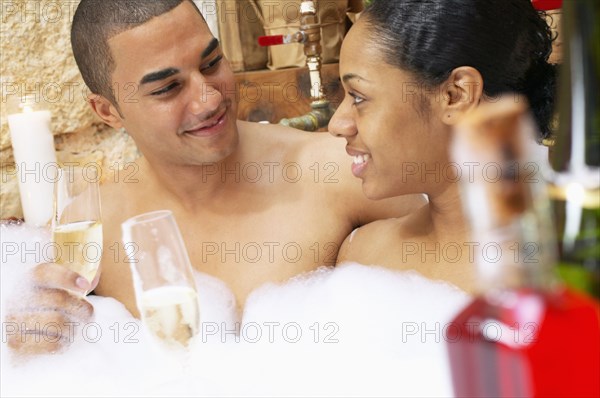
[1,222,470,397]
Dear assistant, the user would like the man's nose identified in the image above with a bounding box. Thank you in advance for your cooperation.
[187,73,222,115]
[328,100,357,138]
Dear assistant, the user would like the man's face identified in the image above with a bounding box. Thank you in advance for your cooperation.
[106,1,239,166]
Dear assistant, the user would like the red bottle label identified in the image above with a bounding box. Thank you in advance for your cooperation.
[446,288,600,397]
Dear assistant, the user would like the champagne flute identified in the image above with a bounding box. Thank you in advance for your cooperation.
[51,165,103,290]
[121,210,200,352]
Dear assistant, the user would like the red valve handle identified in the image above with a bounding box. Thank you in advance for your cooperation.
[258,35,286,47]
[258,32,306,47]
[531,0,563,10]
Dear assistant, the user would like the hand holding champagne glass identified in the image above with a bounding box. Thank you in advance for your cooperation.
[121,210,200,350]
[51,165,103,290]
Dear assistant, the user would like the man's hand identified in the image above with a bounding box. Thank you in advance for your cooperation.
[4,263,95,356]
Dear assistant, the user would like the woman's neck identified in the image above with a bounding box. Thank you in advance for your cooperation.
[426,182,470,242]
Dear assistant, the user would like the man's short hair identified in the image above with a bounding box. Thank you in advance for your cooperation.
[71,0,202,106]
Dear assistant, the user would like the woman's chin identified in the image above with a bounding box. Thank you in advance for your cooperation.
[362,181,400,201]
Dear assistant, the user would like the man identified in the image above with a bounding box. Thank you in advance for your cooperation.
[7,0,424,354]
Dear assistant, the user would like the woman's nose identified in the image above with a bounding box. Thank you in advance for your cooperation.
[328,100,357,138]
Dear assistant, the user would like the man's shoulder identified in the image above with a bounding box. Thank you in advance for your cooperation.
[99,163,144,217]
[99,176,125,222]
[238,120,343,151]
[237,121,348,175]
[99,167,135,195]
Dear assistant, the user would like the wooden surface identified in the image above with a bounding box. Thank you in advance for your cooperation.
[234,63,343,127]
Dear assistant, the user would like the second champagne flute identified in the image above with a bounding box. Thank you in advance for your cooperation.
[121,210,200,351]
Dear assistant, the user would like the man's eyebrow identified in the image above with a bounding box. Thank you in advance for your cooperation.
[140,68,180,85]
[138,39,219,85]
[342,73,369,84]
[201,38,219,58]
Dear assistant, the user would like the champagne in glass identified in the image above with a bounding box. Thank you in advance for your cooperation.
[52,165,103,286]
[140,285,200,348]
[121,210,200,351]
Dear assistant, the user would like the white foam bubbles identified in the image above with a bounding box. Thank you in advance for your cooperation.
[1,224,470,397]
[235,263,471,397]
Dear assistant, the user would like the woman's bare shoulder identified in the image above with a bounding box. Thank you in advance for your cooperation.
[337,218,407,265]
[336,203,431,267]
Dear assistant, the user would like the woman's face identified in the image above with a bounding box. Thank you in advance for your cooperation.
[329,19,451,200]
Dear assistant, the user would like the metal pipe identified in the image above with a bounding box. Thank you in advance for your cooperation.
[279,100,335,131]
[279,1,335,131]
[256,0,336,131]
[299,1,324,102]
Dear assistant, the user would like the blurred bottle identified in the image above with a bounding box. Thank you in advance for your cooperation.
[446,98,600,397]
[548,0,600,300]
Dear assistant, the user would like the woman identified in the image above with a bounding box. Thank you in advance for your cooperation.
[329,0,557,293]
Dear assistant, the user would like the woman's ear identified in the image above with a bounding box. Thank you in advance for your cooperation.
[87,93,124,130]
[441,66,484,125]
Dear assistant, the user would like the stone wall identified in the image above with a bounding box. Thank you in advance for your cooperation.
[0,0,139,220]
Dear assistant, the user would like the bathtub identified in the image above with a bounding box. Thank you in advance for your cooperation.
[0,222,469,397]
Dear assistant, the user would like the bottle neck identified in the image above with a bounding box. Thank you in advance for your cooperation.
[473,178,559,294]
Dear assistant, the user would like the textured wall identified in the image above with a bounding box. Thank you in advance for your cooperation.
[0,0,139,220]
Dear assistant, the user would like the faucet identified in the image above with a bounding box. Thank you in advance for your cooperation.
[258,0,336,131]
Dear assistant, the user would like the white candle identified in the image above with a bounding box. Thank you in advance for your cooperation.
[7,96,58,227]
